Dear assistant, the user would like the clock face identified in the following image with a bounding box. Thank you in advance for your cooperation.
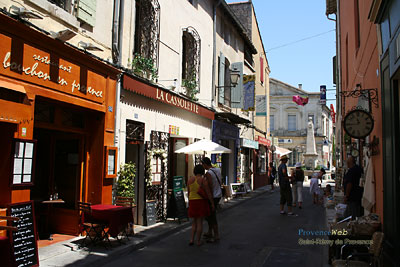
[351,149,359,157]
[344,109,374,139]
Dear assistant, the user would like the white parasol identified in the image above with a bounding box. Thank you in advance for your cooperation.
[174,139,231,154]
[273,146,292,156]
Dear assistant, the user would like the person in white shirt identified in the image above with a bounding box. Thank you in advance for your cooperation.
[201,157,222,242]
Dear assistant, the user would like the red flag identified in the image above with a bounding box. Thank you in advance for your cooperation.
[292,95,309,106]
[330,104,336,123]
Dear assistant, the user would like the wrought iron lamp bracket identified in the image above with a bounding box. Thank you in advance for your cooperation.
[340,85,379,108]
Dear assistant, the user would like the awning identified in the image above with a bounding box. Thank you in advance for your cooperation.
[273,146,292,156]
[0,79,26,94]
[215,112,251,125]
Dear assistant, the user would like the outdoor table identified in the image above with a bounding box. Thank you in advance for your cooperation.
[90,204,133,237]
[41,199,65,240]
[0,236,13,267]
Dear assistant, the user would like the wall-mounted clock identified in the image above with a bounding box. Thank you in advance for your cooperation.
[343,109,374,139]
[351,149,359,158]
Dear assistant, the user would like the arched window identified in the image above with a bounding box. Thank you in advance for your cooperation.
[182,27,201,98]
[134,0,160,70]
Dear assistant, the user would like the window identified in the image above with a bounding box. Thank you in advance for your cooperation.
[270,115,275,131]
[134,0,160,70]
[182,27,201,96]
[11,139,37,186]
[288,115,296,131]
[47,0,97,26]
[48,0,71,12]
[224,24,230,45]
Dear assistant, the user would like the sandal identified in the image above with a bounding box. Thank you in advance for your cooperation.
[188,241,194,246]
[197,241,204,246]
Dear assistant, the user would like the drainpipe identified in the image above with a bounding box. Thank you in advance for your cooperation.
[211,0,223,109]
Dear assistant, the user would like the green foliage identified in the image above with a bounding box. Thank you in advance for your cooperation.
[129,53,158,81]
[315,165,322,170]
[116,162,136,199]
[182,72,198,101]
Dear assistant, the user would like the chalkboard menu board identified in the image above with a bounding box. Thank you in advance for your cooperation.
[173,190,188,222]
[8,201,39,267]
[146,200,157,226]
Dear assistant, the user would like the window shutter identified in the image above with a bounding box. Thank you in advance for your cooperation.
[77,0,97,27]
[218,52,225,104]
[230,62,243,108]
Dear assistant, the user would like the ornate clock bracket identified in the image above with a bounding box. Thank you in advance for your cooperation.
[340,84,379,108]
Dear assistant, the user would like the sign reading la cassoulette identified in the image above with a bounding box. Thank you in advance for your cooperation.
[123,75,214,120]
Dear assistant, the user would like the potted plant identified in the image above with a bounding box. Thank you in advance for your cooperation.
[129,53,158,81]
[182,72,198,101]
[116,162,136,199]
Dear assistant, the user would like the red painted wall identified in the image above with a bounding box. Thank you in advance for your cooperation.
[339,0,383,219]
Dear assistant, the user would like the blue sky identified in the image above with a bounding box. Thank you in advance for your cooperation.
[227,0,337,107]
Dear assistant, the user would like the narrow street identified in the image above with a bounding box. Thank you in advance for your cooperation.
[102,187,329,267]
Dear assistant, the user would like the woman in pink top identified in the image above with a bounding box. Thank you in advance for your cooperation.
[187,164,214,246]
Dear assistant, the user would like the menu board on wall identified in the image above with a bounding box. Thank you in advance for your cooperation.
[8,201,39,267]
[11,139,36,186]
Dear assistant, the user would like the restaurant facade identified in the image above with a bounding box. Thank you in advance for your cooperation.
[119,73,215,224]
[0,13,120,236]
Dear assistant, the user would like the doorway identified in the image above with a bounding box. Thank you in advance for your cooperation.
[170,138,188,185]
[32,128,83,236]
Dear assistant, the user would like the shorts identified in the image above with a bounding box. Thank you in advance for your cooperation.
[269,177,275,185]
[280,187,292,206]
[205,198,220,225]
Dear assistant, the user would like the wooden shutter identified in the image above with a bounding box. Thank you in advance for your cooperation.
[231,62,243,108]
[77,0,97,27]
[218,52,225,104]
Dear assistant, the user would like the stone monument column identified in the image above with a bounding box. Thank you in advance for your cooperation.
[303,117,318,169]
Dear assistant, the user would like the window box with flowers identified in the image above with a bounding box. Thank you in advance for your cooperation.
[129,53,158,81]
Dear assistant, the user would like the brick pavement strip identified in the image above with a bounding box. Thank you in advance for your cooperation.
[38,186,270,267]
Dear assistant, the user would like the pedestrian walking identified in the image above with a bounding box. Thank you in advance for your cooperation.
[187,164,214,246]
[278,155,294,215]
[201,157,222,242]
[292,162,304,209]
[310,169,325,204]
[343,156,364,220]
[268,162,276,192]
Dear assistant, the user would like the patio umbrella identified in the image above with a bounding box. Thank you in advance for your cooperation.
[273,146,292,157]
[174,139,231,154]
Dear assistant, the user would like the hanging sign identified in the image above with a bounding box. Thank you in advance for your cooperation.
[320,85,327,105]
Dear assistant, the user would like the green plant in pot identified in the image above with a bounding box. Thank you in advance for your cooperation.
[182,72,198,101]
[116,162,136,199]
[130,53,158,81]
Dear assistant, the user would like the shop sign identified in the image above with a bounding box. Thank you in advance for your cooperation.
[0,33,105,104]
[123,75,214,120]
[278,139,293,143]
[241,138,259,149]
[169,125,180,135]
[255,136,271,146]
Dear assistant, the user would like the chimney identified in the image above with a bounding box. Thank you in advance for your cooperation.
[298,84,302,90]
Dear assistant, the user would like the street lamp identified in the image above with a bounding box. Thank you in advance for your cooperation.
[216,69,241,89]
[230,69,240,86]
